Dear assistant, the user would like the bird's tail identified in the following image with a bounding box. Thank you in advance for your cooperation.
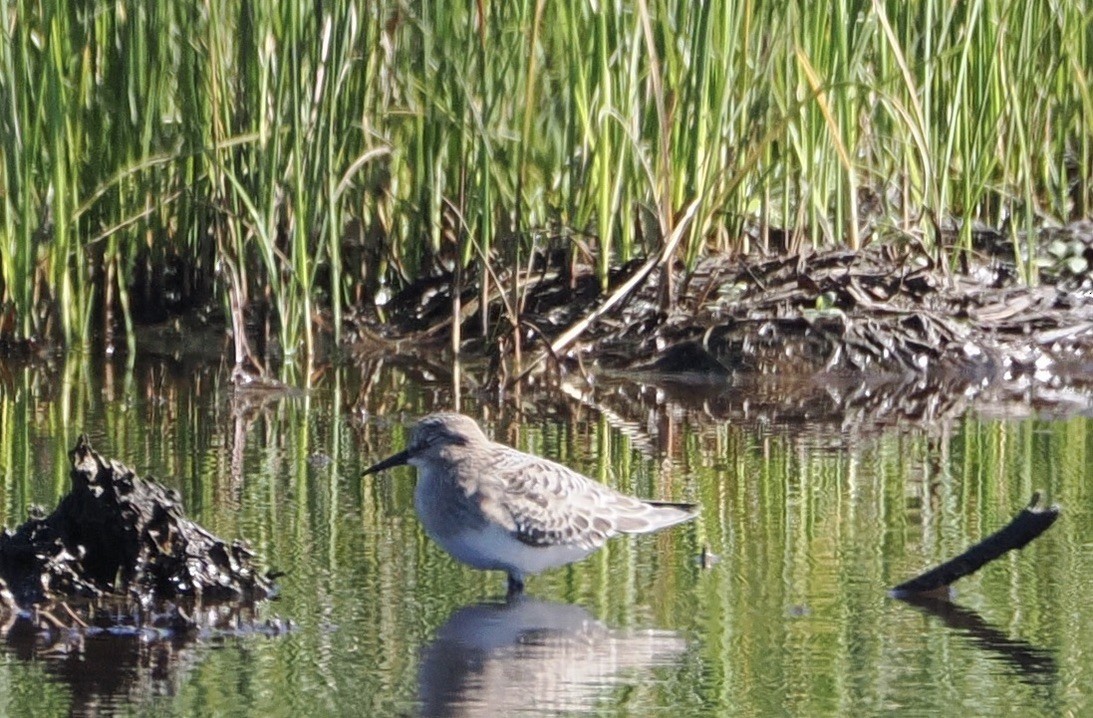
[615,500,698,534]
[648,500,699,522]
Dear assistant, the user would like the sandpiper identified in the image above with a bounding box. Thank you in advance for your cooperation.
[363,412,698,597]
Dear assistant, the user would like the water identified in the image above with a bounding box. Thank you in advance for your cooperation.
[0,355,1089,717]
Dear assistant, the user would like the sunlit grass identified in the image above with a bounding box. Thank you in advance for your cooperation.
[1,1,1090,350]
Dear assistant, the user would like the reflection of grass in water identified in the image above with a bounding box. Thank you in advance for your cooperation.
[0,357,1088,715]
[2,2,1092,352]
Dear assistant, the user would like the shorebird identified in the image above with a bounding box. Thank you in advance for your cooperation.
[363,412,698,597]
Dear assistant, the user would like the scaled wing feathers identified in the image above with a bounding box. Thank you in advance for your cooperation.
[480,445,696,550]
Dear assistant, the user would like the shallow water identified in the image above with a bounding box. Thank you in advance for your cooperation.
[0,355,1089,717]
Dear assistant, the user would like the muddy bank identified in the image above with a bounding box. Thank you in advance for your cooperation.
[0,436,277,633]
[352,230,1093,420]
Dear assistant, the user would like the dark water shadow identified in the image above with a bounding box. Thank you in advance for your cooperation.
[578,366,1093,449]
[418,596,688,717]
[3,621,196,715]
[1,603,285,716]
[897,595,1057,686]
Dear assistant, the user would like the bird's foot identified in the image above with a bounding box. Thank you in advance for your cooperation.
[506,574,525,601]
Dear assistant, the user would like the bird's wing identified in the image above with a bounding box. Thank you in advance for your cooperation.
[479,445,689,551]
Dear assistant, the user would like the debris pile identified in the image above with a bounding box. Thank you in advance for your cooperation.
[352,235,1093,422]
[0,436,275,614]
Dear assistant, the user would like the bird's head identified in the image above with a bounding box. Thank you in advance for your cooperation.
[362,412,488,474]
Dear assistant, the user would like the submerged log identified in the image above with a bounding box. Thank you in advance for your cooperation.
[0,435,275,610]
[890,492,1060,598]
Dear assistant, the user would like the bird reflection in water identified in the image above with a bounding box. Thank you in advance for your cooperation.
[418,597,689,717]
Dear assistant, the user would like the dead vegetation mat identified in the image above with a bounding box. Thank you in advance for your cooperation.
[0,436,278,637]
[358,237,1093,392]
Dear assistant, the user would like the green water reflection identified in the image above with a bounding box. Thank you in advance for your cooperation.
[0,356,1088,717]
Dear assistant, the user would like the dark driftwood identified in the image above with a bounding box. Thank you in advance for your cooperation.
[890,492,1060,597]
[0,435,274,610]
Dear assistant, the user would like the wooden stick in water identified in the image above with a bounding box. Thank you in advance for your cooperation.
[890,492,1060,598]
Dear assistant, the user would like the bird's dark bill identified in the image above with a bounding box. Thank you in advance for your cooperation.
[362,448,412,475]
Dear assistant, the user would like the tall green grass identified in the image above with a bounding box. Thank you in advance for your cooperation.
[1,1,1090,351]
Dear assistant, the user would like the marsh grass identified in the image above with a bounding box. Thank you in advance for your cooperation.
[1,1,1090,351]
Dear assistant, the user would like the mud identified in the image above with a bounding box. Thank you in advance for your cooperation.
[352,229,1093,420]
[0,436,276,627]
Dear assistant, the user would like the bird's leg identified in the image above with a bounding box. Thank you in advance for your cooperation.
[506,573,525,600]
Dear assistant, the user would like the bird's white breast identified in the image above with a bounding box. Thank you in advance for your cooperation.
[438,523,594,576]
